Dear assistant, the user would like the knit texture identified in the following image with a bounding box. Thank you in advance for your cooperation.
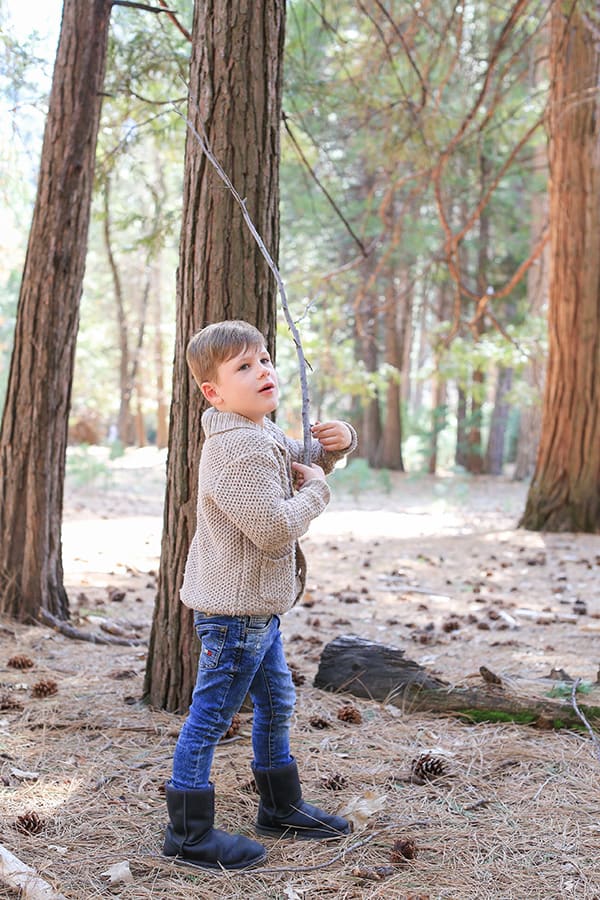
[180,410,357,616]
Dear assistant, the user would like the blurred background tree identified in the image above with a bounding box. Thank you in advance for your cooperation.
[1,0,598,632]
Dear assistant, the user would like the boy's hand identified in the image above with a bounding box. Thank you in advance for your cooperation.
[311,420,353,451]
[292,461,325,489]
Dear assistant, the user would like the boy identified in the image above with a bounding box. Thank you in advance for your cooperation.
[163,320,357,870]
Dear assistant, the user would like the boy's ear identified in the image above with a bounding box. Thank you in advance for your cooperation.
[200,381,221,405]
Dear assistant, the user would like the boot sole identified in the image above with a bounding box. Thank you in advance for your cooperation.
[255,824,349,841]
[163,850,268,871]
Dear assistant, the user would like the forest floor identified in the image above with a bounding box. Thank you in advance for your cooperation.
[2,449,600,900]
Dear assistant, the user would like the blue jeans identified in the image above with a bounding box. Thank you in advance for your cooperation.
[170,613,295,790]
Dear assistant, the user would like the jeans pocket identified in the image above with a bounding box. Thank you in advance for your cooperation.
[195,622,228,670]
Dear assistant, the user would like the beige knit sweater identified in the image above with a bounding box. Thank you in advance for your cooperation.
[180,409,357,616]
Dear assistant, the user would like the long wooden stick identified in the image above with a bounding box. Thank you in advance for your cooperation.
[571,677,600,764]
[174,106,313,464]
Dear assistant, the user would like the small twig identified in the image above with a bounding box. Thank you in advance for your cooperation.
[571,677,600,763]
[175,103,313,463]
[39,609,147,647]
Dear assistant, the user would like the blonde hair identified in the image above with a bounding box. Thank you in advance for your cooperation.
[186,320,266,387]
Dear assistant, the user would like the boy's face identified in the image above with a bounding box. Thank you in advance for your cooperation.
[201,345,279,423]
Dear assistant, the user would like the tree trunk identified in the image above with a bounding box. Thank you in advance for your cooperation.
[357,292,382,467]
[379,279,405,471]
[465,367,485,474]
[521,5,600,532]
[428,283,451,475]
[153,259,169,450]
[485,365,513,475]
[0,0,111,622]
[455,386,468,468]
[514,20,549,482]
[143,0,285,711]
[465,151,490,475]
[102,177,134,445]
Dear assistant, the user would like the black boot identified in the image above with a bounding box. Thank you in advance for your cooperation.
[163,783,267,870]
[252,759,351,840]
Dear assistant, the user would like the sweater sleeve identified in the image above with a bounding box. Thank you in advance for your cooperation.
[211,450,330,553]
[284,422,358,475]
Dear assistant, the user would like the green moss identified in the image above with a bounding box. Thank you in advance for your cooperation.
[460,709,538,725]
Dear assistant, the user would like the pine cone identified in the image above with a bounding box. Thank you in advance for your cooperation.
[31,679,58,699]
[337,704,362,724]
[322,773,347,791]
[390,837,418,862]
[222,713,241,740]
[15,811,45,835]
[410,752,446,781]
[7,654,34,669]
[309,715,331,729]
[0,692,24,711]
[290,666,306,686]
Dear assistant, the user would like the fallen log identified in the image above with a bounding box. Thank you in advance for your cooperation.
[40,609,147,647]
[313,634,600,730]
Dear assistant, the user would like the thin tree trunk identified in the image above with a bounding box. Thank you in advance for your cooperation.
[485,365,513,475]
[466,151,490,475]
[153,259,169,450]
[0,0,111,622]
[144,0,285,711]
[428,283,451,475]
[514,19,549,482]
[411,294,428,417]
[102,177,134,445]
[379,277,405,470]
[456,386,468,468]
[521,5,600,531]
[134,379,146,447]
[358,291,382,467]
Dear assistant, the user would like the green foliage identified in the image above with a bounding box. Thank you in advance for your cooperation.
[0,0,553,469]
[66,446,112,488]
[546,681,593,700]
[328,458,392,500]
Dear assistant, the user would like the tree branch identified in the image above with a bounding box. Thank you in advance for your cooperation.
[40,609,147,647]
[156,0,191,41]
[282,113,370,259]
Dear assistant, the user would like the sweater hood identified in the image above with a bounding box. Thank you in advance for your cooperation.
[201,407,268,439]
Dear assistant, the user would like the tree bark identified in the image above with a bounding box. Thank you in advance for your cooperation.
[144,0,285,711]
[0,0,111,622]
[521,5,600,531]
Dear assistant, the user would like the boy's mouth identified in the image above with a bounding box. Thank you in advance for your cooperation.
[259,383,276,393]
